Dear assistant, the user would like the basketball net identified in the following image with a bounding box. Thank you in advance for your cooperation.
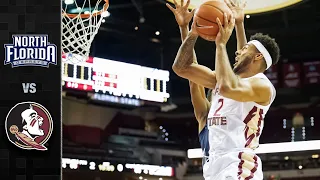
[62,0,109,64]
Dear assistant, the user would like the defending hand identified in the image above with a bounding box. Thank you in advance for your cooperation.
[166,0,195,27]
[224,0,247,25]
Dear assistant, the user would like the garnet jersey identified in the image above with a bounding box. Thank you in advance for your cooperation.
[203,73,276,180]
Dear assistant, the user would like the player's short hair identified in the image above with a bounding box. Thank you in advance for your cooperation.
[250,33,280,66]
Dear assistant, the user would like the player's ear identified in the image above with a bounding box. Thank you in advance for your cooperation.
[254,53,264,61]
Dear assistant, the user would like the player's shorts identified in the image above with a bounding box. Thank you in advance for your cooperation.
[203,150,263,180]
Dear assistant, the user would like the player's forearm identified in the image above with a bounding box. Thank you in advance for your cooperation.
[180,25,198,64]
[172,33,198,71]
[215,44,239,88]
[179,25,189,41]
[180,26,201,103]
[235,22,247,50]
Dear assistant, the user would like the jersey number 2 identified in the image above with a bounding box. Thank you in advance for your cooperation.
[214,99,224,116]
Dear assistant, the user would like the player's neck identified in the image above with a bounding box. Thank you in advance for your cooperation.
[238,70,261,79]
[239,64,263,78]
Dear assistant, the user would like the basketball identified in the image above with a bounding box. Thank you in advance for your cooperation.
[194,0,232,41]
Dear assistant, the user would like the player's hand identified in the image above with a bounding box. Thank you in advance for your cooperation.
[166,0,195,27]
[224,0,247,25]
[189,18,217,38]
[216,13,235,46]
[189,20,199,35]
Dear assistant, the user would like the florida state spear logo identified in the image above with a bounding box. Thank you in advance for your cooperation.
[5,102,53,151]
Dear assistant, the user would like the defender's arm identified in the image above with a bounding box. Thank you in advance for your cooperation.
[224,0,248,50]
[235,22,247,50]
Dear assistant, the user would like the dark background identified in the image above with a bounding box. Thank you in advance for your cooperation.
[0,0,61,179]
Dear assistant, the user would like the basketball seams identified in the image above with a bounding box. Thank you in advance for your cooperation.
[195,14,219,25]
[202,4,225,17]
[194,1,230,41]
[195,3,228,27]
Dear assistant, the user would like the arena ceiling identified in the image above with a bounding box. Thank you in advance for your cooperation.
[87,0,320,108]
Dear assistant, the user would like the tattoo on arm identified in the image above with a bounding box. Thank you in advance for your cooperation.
[179,26,198,64]
[173,34,198,70]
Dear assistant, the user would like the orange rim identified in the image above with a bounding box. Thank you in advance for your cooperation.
[62,0,109,19]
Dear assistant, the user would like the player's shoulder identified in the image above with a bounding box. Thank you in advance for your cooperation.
[247,73,274,96]
[246,73,270,85]
[249,72,269,81]
[247,76,270,89]
[248,73,276,103]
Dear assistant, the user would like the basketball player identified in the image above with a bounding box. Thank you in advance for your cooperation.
[172,1,280,180]
[166,0,211,159]
[167,0,250,166]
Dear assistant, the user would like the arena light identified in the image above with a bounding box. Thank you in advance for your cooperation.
[89,162,96,170]
[166,0,303,14]
[64,0,74,5]
[187,140,320,159]
[62,158,88,169]
[101,11,110,17]
[62,158,174,176]
[98,162,115,172]
[125,163,174,177]
[117,164,124,172]
[187,148,203,159]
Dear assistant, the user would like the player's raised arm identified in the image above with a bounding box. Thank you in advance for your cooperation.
[172,22,217,89]
[225,0,248,50]
[167,0,210,127]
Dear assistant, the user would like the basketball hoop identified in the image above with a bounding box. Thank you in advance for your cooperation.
[62,0,109,64]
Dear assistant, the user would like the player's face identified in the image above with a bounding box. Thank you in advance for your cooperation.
[233,44,256,74]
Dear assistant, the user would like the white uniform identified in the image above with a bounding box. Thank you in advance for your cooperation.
[203,73,276,180]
